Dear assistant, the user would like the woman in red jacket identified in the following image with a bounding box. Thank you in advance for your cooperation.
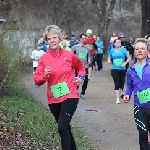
[34,25,86,150]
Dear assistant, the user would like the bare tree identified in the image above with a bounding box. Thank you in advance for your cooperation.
[91,0,116,38]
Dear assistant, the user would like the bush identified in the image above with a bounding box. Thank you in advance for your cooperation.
[0,31,21,97]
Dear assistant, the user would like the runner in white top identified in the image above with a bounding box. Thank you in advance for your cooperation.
[31,44,45,86]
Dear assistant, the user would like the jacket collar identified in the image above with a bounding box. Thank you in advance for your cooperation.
[131,57,150,68]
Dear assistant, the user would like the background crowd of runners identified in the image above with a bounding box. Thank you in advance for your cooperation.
[31,25,150,150]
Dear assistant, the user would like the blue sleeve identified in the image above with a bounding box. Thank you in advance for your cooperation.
[126,70,134,96]
[107,45,112,55]
[108,49,112,56]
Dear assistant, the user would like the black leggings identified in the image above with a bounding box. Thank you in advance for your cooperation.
[97,54,103,70]
[138,107,150,150]
[48,98,79,150]
[81,68,88,95]
[111,69,126,90]
[33,67,37,72]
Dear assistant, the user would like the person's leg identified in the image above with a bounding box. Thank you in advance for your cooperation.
[33,67,38,86]
[81,68,88,98]
[118,70,126,98]
[92,54,96,71]
[88,54,93,80]
[99,54,103,71]
[97,54,100,71]
[111,69,120,104]
[58,98,79,150]
[48,103,61,123]
[95,54,98,71]
[33,67,37,72]
[138,108,150,150]
[147,110,150,143]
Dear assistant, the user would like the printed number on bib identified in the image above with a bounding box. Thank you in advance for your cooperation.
[114,58,123,66]
[79,53,87,59]
[50,82,70,98]
[137,88,150,104]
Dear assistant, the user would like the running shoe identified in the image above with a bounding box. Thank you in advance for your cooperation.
[100,69,103,72]
[116,98,120,104]
[80,94,85,99]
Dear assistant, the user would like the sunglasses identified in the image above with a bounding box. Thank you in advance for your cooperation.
[119,37,124,38]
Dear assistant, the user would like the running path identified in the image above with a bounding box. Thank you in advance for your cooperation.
[24,61,139,150]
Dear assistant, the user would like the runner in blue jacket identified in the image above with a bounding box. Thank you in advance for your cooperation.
[124,38,150,150]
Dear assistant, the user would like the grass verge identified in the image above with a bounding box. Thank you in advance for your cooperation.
[0,84,94,150]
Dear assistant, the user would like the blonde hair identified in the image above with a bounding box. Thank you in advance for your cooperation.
[134,38,149,50]
[44,25,63,41]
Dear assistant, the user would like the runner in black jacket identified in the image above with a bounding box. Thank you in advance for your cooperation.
[118,32,134,71]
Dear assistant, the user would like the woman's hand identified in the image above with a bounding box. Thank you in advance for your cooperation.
[44,66,51,78]
[74,77,82,86]
[123,95,130,103]
[121,62,127,67]
[107,57,111,64]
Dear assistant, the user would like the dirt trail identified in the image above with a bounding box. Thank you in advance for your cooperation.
[24,62,139,150]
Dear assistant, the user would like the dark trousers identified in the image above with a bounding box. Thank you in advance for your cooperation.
[138,107,150,150]
[48,98,79,150]
[97,54,103,71]
[33,67,37,72]
[111,69,126,90]
[81,68,88,95]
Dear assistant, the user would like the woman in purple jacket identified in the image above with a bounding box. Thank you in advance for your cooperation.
[124,38,150,150]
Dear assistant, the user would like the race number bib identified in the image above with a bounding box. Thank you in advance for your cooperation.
[137,88,150,104]
[50,82,70,98]
[113,58,123,66]
[88,45,93,50]
[36,56,40,59]
[98,48,103,53]
[79,53,87,59]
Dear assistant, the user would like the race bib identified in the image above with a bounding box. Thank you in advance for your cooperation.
[50,82,70,98]
[137,88,150,104]
[113,58,123,66]
[98,48,103,53]
[88,45,93,50]
[36,56,40,59]
[79,53,87,59]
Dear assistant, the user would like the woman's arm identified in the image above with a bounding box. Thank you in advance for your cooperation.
[34,58,48,86]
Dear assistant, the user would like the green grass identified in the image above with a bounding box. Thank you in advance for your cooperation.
[0,85,94,150]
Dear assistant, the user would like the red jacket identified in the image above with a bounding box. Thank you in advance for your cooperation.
[85,37,95,55]
[34,49,86,104]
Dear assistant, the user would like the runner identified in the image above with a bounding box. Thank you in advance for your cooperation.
[85,29,97,80]
[69,34,79,48]
[108,39,130,104]
[145,34,150,143]
[31,43,45,86]
[34,25,86,150]
[109,32,118,43]
[95,36,104,71]
[118,32,134,71]
[39,37,48,52]
[72,34,91,99]
[124,38,150,150]
[145,34,150,58]
[61,39,71,51]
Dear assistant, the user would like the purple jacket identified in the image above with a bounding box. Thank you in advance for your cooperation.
[126,58,150,108]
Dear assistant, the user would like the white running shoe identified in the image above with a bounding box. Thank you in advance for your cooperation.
[116,98,120,104]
